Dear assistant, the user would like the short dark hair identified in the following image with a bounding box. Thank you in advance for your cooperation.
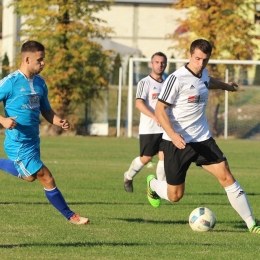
[151,52,167,62]
[190,39,212,56]
[21,41,45,53]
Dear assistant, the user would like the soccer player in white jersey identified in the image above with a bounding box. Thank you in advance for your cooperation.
[123,52,167,192]
[147,39,260,233]
[0,41,89,225]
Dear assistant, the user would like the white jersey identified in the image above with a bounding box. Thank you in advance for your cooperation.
[158,64,212,143]
[136,75,164,134]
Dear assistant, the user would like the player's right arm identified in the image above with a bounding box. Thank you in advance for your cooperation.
[155,74,185,149]
[135,78,159,124]
[0,77,17,130]
[135,99,159,124]
[155,101,185,149]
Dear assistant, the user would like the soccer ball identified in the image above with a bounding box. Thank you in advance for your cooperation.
[189,207,216,232]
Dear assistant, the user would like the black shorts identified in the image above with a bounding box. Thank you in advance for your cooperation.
[139,133,163,157]
[163,137,227,185]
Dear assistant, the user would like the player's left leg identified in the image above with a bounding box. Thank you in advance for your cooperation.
[199,138,258,232]
[36,165,89,224]
[124,134,162,192]
[0,158,23,178]
[203,161,258,231]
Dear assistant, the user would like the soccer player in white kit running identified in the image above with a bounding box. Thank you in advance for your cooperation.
[123,52,167,192]
[147,39,260,233]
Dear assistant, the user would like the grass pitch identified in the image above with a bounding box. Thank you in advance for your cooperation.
[0,136,259,259]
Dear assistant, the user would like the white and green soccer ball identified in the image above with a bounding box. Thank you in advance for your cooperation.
[189,207,216,232]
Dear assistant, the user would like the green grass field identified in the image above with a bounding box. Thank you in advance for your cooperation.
[0,136,260,259]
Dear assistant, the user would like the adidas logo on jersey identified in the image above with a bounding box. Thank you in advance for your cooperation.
[20,87,25,92]
[190,85,195,89]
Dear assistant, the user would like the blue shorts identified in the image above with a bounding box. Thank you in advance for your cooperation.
[4,138,43,177]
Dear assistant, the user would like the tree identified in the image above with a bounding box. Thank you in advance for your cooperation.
[253,62,260,85]
[11,0,114,134]
[168,0,260,136]
[1,52,10,78]
[111,53,122,85]
[168,54,176,74]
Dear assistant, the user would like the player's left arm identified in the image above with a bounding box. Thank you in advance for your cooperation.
[209,77,238,92]
[41,109,70,130]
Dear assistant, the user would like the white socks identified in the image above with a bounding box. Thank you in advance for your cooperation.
[225,181,254,228]
[150,179,170,201]
[125,157,144,180]
[156,160,165,181]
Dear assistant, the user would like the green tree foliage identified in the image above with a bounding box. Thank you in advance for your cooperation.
[11,0,113,133]
[253,62,260,85]
[169,0,259,60]
[168,0,260,136]
[1,52,10,78]
[168,54,176,74]
[111,53,122,85]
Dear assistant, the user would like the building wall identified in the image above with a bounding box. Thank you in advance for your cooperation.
[2,0,18,66]
[1,1,186,65]
[96,3,187,59]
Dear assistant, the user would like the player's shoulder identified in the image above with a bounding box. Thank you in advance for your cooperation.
[0,70,20,87]
[139,75,150,83]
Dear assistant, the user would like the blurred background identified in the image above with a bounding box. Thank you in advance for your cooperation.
[0,0,260,139]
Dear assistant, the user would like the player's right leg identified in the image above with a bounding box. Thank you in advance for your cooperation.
[5,138,89,225]
[123,133,161,192]
[146,140,190,206]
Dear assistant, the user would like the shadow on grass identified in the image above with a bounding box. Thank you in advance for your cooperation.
[185,192,260,196]
[0,240,228,249]
[114,217,187,225]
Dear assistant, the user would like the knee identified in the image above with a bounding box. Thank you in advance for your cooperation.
[23,175,36,182]
[167,192,183,202]
[218,173,235,187]
[140,156,152,165]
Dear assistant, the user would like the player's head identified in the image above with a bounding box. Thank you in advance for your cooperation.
[188,39,212,75]
[150,52,167,76]
[190,39,212,56]
[21,41,45,76]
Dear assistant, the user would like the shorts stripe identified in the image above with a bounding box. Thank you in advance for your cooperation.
[15,160,32,177]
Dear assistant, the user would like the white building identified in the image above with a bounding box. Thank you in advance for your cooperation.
[1,0,186,65]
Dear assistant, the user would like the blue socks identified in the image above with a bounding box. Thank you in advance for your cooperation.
[44,187,75,219]
[0,158,20,177]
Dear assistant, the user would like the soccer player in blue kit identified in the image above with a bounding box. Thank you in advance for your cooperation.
[0,40,89,225]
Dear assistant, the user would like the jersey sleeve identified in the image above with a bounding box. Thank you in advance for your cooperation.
[0,77,12,102]
[40,82,52,111]
[158,74,180,105]
[136,78,149,100]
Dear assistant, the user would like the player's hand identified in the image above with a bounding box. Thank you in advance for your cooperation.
[171,133,186,149]
[2,116,17,130]
[152,115,161,127]
[60,119,70,130]
[226,82,238,92]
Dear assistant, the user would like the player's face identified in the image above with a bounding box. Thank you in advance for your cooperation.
[188,48,210,75]
[28,51,45,75]
[150,55,167,76]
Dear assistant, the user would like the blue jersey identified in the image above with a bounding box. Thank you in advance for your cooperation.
[0,70,51,141]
